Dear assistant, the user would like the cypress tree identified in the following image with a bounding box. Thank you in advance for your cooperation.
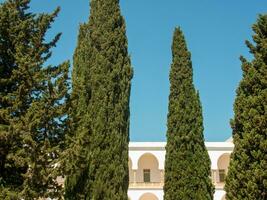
[164,27,214,200]
[64,0,133,199]
[64,23,92,199]
[225,15,267,200]
[0,0,70,199]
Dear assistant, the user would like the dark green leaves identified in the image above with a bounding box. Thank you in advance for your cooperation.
[225,15,267,200]
[64,0,132,199]
[164,27,214,200]
[0,0,70,198]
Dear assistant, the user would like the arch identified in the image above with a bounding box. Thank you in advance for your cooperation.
[217,153,231,182]
[137,153,160,183]
[139,193,159,200]
[128,157,134,183]
[217,153,230,169]
[137,153,159,169]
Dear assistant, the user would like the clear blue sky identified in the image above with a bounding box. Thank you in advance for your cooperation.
[2,0,266,141]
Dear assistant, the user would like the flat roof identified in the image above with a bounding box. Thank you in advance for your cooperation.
[129,142,234,151]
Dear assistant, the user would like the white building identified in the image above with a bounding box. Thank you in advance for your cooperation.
[128,139,233,200]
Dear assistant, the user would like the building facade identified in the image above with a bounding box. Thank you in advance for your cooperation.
[128,139,233,200]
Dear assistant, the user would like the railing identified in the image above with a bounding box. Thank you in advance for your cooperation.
[129,181,164,189]
[211,169,226,189]
[215,182,225,189]
[129,181,224,189]
[58,171,225,189]
[128,172,226,189]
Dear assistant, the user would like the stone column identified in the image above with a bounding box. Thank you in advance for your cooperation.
[133,170,137,185]
[212,170,217,184]
[160,170,164,185]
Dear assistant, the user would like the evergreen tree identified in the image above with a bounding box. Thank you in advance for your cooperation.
[64,23,92,200]
[164,27,214,200]
[0,0,69,199]
[64,0,133,199]
[225,15,267,200]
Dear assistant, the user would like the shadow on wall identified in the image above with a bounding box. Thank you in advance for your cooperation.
[129,153,161,183]
[139,193,159,200]
[217,153,230,183]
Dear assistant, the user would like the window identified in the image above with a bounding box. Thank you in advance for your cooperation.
[219,169,226,182]
[143,169,150,183]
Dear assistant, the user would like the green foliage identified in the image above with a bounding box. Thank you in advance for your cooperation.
[225,15,267,200]
[64,0,133,199]
[164,27,214,200]
[0,0,70,199]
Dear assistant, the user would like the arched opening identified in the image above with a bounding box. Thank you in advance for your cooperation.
[137,153,160,183]
[128,157,134,183]
[217,153,230,183]
[139,193,158,200]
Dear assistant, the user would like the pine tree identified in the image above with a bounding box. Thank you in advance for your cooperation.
[64,0,133,199]
[0,0,70,199]
[164,27,214,200]
[225,15,267,200]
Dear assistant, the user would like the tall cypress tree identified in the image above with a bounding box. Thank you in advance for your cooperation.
[0,0,70,199]
[64,23,92,199]
[164,27,214,200]
[64,0,133,199]
[225,15,267,200]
